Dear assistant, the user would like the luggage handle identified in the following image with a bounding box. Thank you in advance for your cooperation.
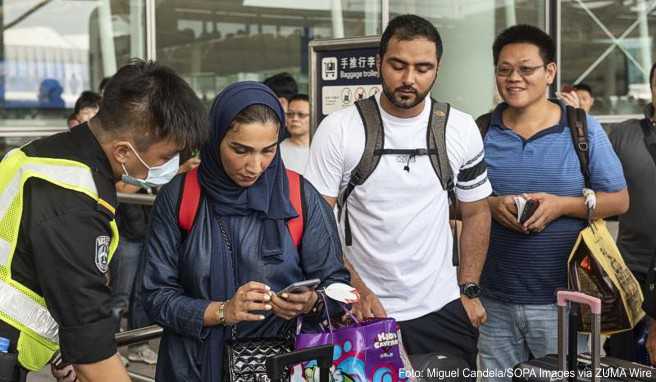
[265,344,334,382]
[556,290,601,382]
[556,291,601,314]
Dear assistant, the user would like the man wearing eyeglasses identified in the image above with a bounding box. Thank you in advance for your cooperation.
[477,25,628,381]
[280,94,311,174]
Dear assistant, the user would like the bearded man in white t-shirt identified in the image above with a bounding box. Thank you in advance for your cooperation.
[305,14,492,370]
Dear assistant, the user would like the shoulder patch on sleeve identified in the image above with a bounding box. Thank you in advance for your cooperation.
[95,236,110,273]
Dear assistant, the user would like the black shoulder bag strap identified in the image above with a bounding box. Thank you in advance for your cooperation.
[566,105,592,189]
[640,118,656,317]
[337,95,384,246]
[475,112,492,138]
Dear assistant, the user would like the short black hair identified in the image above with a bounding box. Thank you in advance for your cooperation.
[74,91,101,114]
[380,15,443,61]
[493,24,555,66]
[649,62,656,88]
[289,93,309,104]
[573,83,593,96]
[95,59,208,151]
[98,77,112,94]
[263,73,298,101]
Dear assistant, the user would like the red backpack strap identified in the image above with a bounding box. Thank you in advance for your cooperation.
[178,167,201,232]
[286,169,304,247]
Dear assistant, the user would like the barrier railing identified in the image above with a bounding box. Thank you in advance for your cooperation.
[117,192,156,206]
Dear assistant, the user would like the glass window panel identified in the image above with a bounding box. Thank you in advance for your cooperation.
[155,0,381,103]
[562,0,656,115]
[389,0,545,117]
[1,0,146,131]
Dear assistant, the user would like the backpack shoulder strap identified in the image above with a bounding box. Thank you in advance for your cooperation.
[427,99,452,193]
[286,169,304,248]
[350,95,385,187]
[475,112,492,137]
[427,100,460,267]
[178,167,201,232]
[336,95,384,246]
[566,105,591,189]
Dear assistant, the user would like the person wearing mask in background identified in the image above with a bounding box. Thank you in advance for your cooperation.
[605,63,656,364]
[305,15,492,372]
[142,82,349,382]
[280,94,311,174]
[0,59,208,382]
[263,72,298,112]
[478,25,628,381]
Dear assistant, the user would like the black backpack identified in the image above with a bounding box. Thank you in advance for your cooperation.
[336,95,459,266]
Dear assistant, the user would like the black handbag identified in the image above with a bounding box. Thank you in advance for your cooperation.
[217,218,294,382]
[224,337,293,382]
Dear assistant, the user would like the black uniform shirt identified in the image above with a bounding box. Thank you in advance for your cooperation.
[0,123,119,364]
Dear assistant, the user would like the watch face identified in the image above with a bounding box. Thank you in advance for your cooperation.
[464,283,481,298]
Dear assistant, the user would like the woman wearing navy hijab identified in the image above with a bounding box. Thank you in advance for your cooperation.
[141,82,349,382]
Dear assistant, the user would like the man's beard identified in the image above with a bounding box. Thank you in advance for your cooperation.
[381,72,435,109]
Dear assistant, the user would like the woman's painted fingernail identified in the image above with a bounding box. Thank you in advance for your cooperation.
[265,304,272,310]
[259,315,266,320]
[265,285,271,291]
[282,293,288,299]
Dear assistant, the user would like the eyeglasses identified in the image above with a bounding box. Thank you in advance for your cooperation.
[285,112,309,119]
[495,64,546,77]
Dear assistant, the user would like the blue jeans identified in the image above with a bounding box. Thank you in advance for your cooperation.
[110,238,152,330]
[478,296,588,382]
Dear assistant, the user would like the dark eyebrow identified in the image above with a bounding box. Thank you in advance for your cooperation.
[388,56,434,68]
[387,57,409,66]
[229,142,278,151]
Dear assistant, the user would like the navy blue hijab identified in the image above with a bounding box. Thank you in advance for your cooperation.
[199,82,296,382]
[198,81,296,219]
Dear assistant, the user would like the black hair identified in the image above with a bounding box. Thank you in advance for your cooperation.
[95,59,208,151]
[573,83,593,96]
[380,15,443,61]
[650,62,656,88]
[231,104,280,132]
[74,91,101,114]
[289,93,309,104]
[493,24,555,66]
[263,73,298,102]
[98,77,112,94]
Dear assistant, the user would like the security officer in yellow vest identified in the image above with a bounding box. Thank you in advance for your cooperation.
[0,60,208,382]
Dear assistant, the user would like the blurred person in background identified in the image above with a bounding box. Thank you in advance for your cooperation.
[263,72,298,112]
[559,83,594,113]
[280,94,311,174]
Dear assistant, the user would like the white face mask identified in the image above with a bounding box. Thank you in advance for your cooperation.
[121,143,180,189]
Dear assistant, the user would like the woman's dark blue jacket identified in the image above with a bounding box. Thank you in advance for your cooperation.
[141,173,350,381]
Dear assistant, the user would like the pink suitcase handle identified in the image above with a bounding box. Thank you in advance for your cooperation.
[556,291,601,314]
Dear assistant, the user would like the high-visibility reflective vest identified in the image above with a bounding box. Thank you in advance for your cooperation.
[0,148,119,371]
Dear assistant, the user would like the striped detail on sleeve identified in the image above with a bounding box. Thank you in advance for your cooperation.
[457,149,488,190]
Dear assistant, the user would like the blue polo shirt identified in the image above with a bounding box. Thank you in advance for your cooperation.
[480,101,626,305]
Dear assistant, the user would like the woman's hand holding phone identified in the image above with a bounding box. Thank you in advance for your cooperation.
[223,281,272,325]
[270,279,321,320]
[271,290,318,320]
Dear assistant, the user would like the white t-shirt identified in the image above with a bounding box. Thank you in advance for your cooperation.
[305,94,491,321]
[280,139,309,175]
